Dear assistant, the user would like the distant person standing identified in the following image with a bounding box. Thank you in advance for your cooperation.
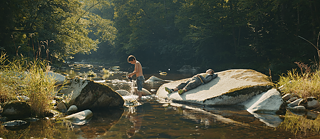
[127,55,144,100]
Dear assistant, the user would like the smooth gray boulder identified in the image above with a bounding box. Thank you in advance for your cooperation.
[2,120,29,130]
[62,77,124,110]
[282,93,292,102]
[287,106,306,112]
[57,101,67,113]
[242,88,283,113]
[64,110,93,125]
[298,97,320,109]
[288,98,303,107]
[145,76,165,83]
[67,105,78,115]
[2,101,31,119]
[240,89,283,127]
[145,76,171,83]
[156,69,273,105]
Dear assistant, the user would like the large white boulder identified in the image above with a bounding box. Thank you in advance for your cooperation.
[156,69,273,105]
[241,88,283,113]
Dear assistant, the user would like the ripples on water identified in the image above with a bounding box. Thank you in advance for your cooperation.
[1,64,320,138]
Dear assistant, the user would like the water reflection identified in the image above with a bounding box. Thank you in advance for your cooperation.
[163,102,250,127]
[74,108,124,138]
[125,105,144,138]
[278,111,320,135]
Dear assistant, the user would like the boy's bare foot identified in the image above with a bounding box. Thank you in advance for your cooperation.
[165,87,173,94]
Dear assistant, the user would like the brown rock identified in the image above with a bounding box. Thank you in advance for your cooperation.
[71,80,124,111]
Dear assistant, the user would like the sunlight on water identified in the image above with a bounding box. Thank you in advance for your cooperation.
[130,80,135,96]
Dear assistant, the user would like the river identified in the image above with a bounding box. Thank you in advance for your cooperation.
[1,62,320,139]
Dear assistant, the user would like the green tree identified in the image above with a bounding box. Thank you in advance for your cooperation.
[0,0,117,61]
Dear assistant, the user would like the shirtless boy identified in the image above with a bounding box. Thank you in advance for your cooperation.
[127,55,144,100]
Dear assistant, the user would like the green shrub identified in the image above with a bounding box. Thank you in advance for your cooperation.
[277,68,320,99]
[0,53,56,117]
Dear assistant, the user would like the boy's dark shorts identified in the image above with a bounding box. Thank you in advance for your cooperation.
[137,76,145,91]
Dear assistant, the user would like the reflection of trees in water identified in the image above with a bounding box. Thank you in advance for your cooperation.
[126,105,144,138]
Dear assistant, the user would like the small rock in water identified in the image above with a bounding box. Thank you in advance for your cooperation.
[287,105,306,112]
[306,97,320,109]
[64,110,93,125]
[282,93,292,102]
[287,97,298,103]
[57,101,67,113]
[288,98,303,107]
[306,111,319,120]
[67,105,78,115]
[2,120,27,127]
[2,120,29,131]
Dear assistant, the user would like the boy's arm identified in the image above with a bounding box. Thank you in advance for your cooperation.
[202,74,217,83]
[128,63,139,77]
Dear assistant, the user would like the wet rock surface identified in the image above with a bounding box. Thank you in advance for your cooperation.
[70,78,124,110]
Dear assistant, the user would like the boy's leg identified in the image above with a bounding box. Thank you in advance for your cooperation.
[136,76,145,99]
[176,81,189,90]
[181,79,201,94]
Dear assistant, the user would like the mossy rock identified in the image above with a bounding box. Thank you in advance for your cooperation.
[157,69,274,106]
[2,101,31,119]
[70,80,124,111]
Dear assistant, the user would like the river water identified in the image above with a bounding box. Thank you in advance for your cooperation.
[1,63,320,139]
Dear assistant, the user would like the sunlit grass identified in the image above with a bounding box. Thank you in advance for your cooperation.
[0,53,56,117]
[277,69,320,99]
[278,111,320,135]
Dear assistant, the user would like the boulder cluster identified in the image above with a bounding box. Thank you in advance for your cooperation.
[0,75,124,130]
[280,93,320,118]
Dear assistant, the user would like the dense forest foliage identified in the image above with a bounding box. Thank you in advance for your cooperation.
[1,0,320,77]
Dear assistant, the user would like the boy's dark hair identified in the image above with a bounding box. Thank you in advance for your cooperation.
[127,55,136,62]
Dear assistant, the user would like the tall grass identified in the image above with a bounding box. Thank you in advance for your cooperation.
[0,53,56,117]
[0,53,17,102]
[277,63,320,99]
